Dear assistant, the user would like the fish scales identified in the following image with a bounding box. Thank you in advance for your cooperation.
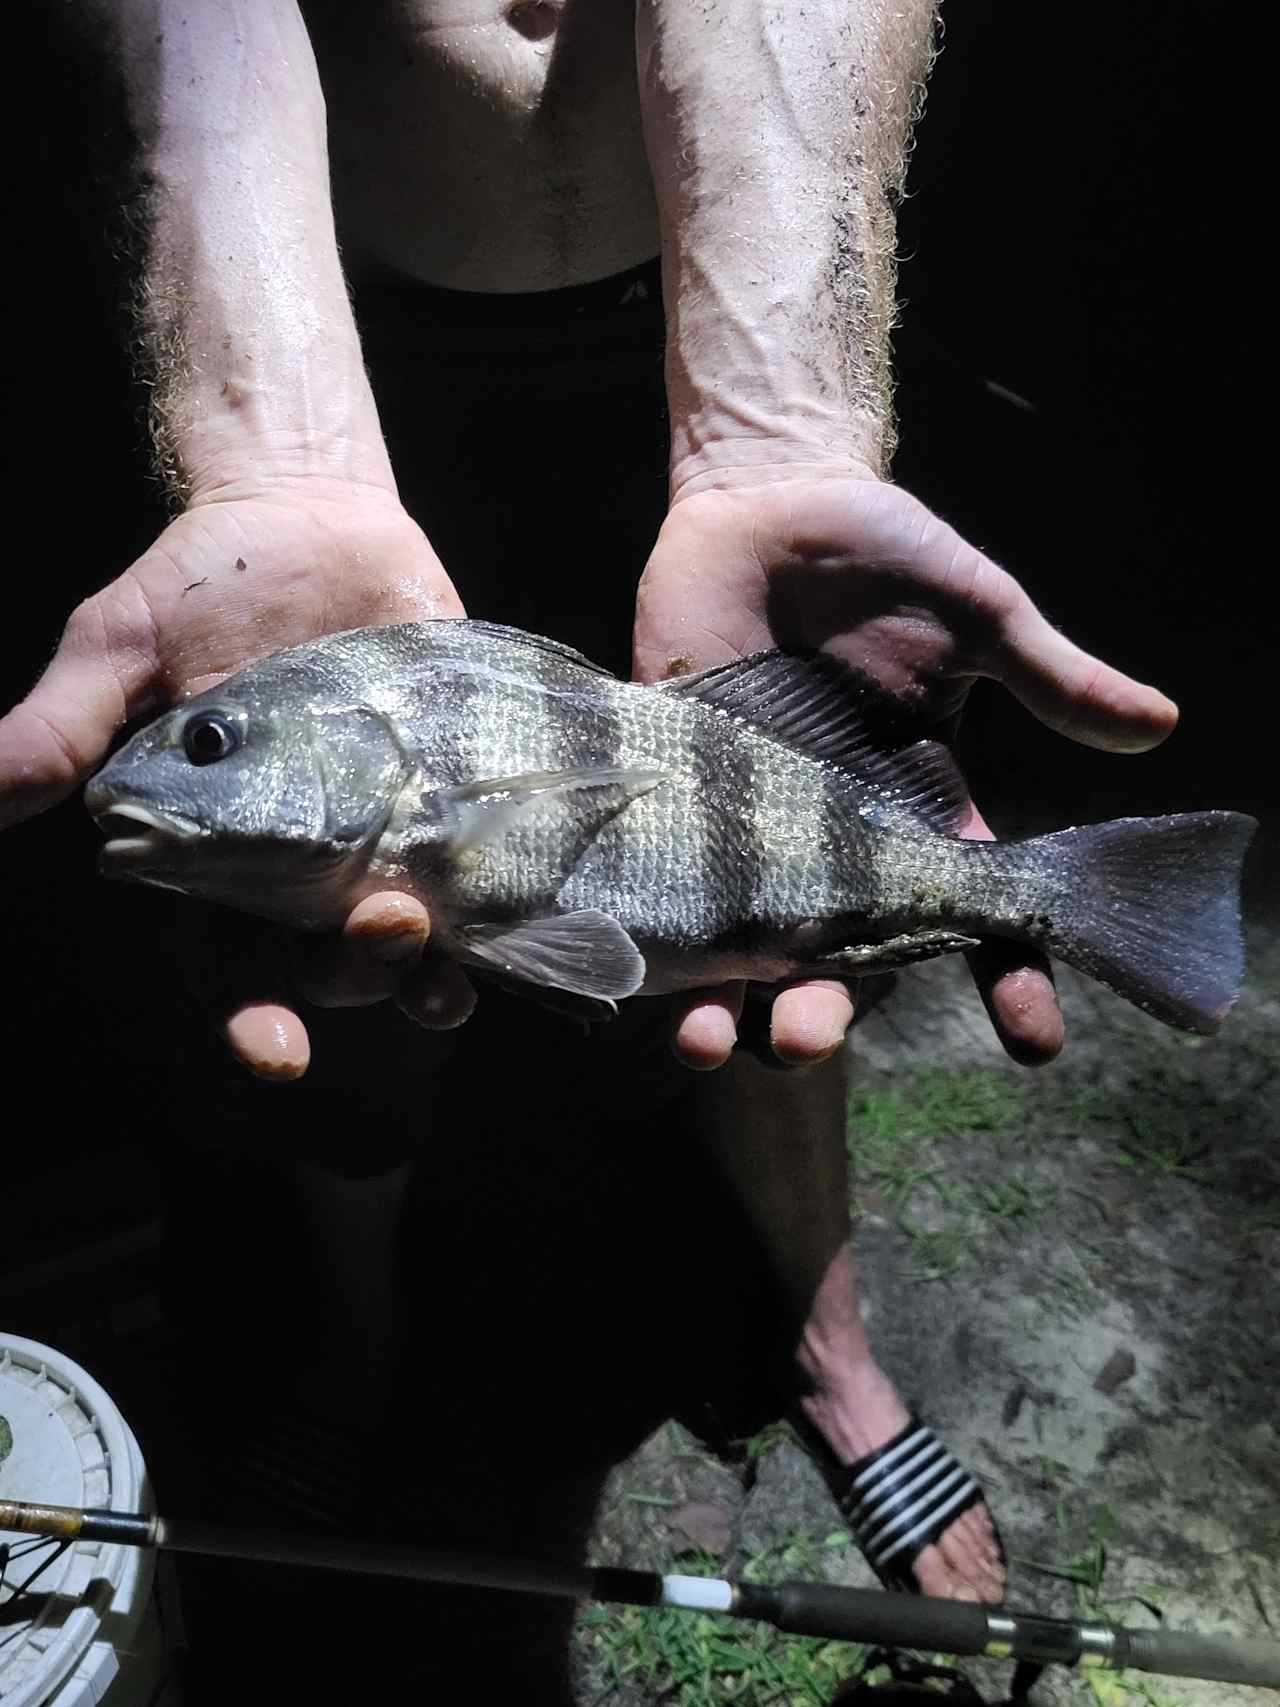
[440,648,704,936]
[757,739,867,929]
[544,692,839,946]
[457,649,619,917]
[83,619,1257,1036]
[552,686,707,939]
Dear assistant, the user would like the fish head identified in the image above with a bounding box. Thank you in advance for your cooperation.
[85,677,412,930]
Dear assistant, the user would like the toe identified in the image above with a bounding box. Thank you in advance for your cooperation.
[908,1542,957,1599]
[934,1507,1005,1604]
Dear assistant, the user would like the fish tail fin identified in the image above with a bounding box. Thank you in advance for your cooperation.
[1006,810,1256,1033]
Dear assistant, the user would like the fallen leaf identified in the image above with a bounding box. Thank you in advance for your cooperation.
[667,1500,732,1555]
[1094,1347,1137,1394]
[1001,1380,1029,1427]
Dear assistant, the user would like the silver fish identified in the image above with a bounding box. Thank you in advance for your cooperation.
[84,620,1255,1033]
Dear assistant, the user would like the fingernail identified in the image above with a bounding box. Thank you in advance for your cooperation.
[226,1006,310,1081]
[244,1053,309,1083]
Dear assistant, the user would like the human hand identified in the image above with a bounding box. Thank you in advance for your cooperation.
[0,476,474,1078]
[633,467,1179,1070]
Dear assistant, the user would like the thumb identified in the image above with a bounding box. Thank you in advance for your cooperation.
[0,599,156,828]
[992,591,1178,753]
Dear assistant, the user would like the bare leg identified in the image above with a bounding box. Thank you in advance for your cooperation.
[694,1050,1005,1602]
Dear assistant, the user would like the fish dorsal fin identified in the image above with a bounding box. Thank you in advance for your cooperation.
[425,767,666,855]
[462,910,645,1003]
[661,650,969,835]
[457,620,616,677]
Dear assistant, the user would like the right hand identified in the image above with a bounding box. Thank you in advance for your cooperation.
[0,476,474,1077]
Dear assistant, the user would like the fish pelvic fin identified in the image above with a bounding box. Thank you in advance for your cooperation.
[461,909,646,1003]
[1000,810,1257,1034]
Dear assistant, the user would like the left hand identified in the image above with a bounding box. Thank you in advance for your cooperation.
[632,467,1180,1070]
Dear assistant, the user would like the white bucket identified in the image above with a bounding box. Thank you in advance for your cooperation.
[0,1335,179,1706]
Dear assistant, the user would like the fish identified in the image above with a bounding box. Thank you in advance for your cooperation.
[84,619,1256,1034]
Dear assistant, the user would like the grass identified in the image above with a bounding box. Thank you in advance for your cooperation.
[736,1420,796,1466]
[1041,1258,1103,1320]
[1033,1069,1221,1184]
[577,1533,867,1706]
[848,1066,1025,1155]
[847,1067,1055,1279]
[1082,1675,1186,1707]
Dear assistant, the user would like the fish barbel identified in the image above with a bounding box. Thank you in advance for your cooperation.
[84,620,1255,1032]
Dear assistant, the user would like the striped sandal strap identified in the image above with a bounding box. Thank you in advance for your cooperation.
[837,1416,984,1587]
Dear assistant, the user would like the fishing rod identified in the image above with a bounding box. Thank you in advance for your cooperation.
[2,1497,1277,1693]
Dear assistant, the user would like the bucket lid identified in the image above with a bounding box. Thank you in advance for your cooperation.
[0,1334,152,1706]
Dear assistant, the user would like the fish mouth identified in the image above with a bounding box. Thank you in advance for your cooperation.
[92,803,203,870]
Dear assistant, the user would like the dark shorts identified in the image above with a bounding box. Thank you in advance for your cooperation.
[355,256,669,676]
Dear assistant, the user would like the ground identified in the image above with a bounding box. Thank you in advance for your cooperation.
[571,815,1280,1707]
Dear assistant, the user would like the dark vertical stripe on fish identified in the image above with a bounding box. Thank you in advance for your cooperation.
[687,710,763,944]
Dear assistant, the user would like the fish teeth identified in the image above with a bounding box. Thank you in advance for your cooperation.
[93,803,202,843]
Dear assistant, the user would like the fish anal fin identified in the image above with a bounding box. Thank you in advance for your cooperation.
[462,909,646,1001]
[661,651,969,836]
[801,928,981,976]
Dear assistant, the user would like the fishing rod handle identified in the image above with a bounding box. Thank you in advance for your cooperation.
[1115,1625,1280,1688]
[736,1581,990,1652]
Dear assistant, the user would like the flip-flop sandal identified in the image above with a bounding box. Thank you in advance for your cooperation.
[793,1410,1007,1595]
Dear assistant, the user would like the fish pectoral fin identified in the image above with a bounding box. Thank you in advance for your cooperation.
[426,767,666,855]
[804,929,982,975]
[462,910,646,1002]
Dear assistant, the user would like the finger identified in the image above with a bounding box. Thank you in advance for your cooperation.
[295,893,430,1008]
[0,591,156,829]
[769,979,856,1065]
[169,904,312,1081]
[967,940,1064,1065]
[957,802,1064,1064]
[225,1001,312,1082]
[991,589,1178,753]
[396,956,478,1030]
[671,982,746,1069]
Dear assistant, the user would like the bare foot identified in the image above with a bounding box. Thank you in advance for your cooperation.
[799,1366,1006,1603]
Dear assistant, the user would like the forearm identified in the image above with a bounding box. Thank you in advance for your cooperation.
[97,0,393,503]
[636,0,937,494]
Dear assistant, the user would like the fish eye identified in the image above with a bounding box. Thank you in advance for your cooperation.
[182,712,241,766]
